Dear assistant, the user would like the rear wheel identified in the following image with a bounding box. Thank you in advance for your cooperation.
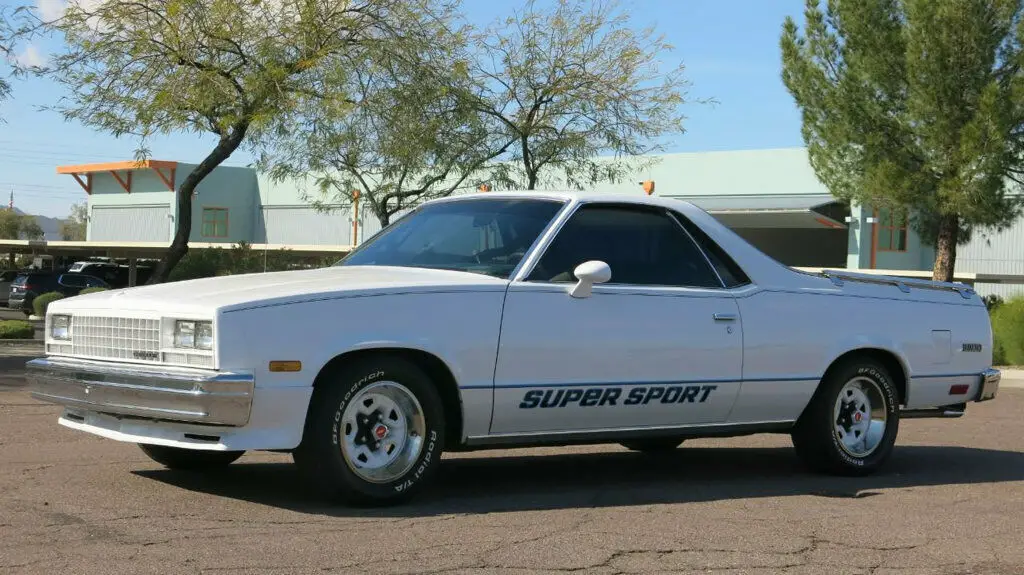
[791,357,900,476]
[138,444,245,470]
[292,355,445,506]
[620,437,684,453]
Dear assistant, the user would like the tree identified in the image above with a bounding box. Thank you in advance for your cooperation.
[60,202,87,241]
[471,0,692,191]
[0,209,43,240]
[0,5,18,107]
[781,0,1024,281]
[262,29,508,229]
[12,0,461,283]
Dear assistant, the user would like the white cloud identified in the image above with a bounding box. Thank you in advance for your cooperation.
[13,44,47,68]
[35,0,68,22]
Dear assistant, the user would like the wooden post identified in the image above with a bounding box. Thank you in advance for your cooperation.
[128,258,138,287]
[352,190,360,246]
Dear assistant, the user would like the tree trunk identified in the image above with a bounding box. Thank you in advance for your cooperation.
[932,213,959,283]
[146,123,250,284]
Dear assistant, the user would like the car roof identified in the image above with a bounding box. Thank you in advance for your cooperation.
[427,190,695,209]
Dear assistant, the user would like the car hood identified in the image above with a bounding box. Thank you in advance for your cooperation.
[48,265,510,315]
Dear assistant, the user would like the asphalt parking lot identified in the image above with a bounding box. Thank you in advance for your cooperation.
[1,358,1022,575]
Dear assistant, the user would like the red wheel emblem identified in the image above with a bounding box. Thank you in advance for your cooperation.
[372,424,389,440]
[854,412,863,422]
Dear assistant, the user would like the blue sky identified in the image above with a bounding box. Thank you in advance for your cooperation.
[0,0,807,218]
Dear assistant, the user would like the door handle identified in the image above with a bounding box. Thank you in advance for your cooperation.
[713,313,737,321]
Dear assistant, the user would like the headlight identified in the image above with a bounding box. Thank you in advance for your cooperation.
[50,315,71,340]
[173,320,213,350]
[196,322,213,350]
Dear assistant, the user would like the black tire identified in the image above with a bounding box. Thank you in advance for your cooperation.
[791,356,900,476]
[292,355,445,506]
[138,444,245,470]
[620,438,684,453]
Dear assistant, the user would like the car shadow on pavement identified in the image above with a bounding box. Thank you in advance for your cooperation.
[132,443,1024,517]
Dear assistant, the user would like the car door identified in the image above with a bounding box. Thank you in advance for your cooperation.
[57,273,89,295]
[489,202,745,436]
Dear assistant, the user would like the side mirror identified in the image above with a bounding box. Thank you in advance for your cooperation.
[568,260,611,298]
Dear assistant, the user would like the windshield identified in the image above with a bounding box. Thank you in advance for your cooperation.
[337,197,566,278]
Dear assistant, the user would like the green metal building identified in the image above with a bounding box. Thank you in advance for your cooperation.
[57,147,1024,296]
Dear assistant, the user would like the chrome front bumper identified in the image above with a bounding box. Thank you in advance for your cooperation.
[25,357,254,426]
[977,368,1001,402]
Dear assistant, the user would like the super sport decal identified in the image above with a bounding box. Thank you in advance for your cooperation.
[518,384,717,409]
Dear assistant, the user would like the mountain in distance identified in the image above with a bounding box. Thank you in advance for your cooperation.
[13,207,66,241]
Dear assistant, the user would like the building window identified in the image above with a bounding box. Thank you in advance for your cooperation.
[876,207,907,252]
[201,207,229,238]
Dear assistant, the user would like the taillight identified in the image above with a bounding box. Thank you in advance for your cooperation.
[24,284,36,291]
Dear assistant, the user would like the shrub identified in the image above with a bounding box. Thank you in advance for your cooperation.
[166,242,334,282]
[79,287,108,295]
[32,291,66,317]
[990,295,1024,366]
[0,320,34,339]
[983,294,1004,311]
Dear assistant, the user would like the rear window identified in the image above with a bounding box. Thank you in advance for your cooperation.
[14,273,54,285]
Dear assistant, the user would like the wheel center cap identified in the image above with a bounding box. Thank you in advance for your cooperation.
[372,423,389,441]
[854,411,863,423]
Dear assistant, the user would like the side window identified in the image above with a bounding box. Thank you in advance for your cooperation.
[526,204,723,288]
[59,274,86,288]
[670,211,751,288]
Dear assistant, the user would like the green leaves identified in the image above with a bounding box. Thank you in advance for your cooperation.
[782,0,1024,279]
[470,0,693,190]
[0,209,42,240]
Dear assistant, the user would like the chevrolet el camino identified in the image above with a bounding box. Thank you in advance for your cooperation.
[26,192,1001,505]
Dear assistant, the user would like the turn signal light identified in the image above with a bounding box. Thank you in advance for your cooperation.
[269,361,302,372]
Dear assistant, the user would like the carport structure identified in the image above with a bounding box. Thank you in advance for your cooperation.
[56,160,179,195]
[0,240,352,286]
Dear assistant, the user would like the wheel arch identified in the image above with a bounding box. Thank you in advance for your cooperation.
[819,347,909,407]
[312,347,466,450]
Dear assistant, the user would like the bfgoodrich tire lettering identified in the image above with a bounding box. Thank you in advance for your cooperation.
[293,355,445,506]
[791,357,900,476]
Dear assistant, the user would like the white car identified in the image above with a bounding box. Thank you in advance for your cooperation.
[26,191,1001,505]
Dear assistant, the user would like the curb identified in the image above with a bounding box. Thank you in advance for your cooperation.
[997,368,1024,381]
[0,339,44,349]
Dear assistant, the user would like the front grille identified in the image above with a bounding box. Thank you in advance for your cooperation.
[71,316,161,362]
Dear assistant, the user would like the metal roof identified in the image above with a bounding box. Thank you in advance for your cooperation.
[675,194,839,213]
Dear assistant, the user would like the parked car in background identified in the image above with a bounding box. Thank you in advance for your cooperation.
[0,270,21,306]
[68,260,154,288]
[8,271,110,316]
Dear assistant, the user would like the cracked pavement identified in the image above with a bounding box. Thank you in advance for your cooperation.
[1,367,1022,575]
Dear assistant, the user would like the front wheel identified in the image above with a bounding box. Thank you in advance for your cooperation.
[791,357,900,476]
[138,444,245,470]
[292,356,445,506]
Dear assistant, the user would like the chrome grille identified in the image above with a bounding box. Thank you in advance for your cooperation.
[71,316,161,362]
